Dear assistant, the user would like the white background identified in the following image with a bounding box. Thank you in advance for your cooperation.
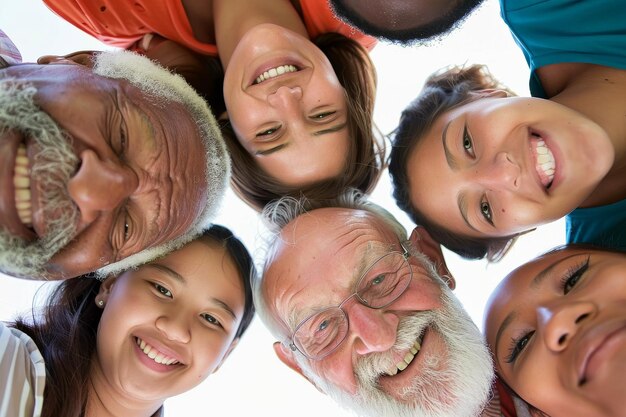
[0,1,564,416]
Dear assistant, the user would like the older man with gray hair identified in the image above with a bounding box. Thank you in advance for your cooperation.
[254,190,498,417]
[1,29,229,280]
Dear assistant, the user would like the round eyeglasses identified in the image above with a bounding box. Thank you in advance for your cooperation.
[287,241,413,360]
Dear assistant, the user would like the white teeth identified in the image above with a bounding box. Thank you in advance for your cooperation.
[14,144,33,227]
[254,64,298,84]
[387,336,423,376]
[135,337,179,366]
[534,139,556,187]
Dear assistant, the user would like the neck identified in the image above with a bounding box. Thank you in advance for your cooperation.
[550,64,626,206]
[213,0,308,68]
[86,357,163,417]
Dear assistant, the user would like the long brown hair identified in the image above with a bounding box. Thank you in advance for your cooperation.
[222,32,385,211]
[12,225,256,417]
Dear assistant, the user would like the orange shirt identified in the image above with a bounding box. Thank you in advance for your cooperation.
[43,0,376,55]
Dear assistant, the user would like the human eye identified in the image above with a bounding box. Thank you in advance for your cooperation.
[560,257,590,294]
[119,118,128,154]
[462,125,475,157]
[153,283,173,298]
[480,197,493,225]
[255,125,281,138]
[505,330,535,364]
[118,207,132,243]
[201,313,223,329]
[310,111,336,120]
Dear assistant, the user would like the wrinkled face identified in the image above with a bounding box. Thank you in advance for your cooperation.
[407,96,613,240]
[0,62,208,279]
[223,24,349,187]
[485,248,626,417]
[95,239,245,403]
[263,208,493,417]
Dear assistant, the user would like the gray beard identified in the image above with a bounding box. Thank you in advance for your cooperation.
[296,255,494,417]
[0,78,79,279]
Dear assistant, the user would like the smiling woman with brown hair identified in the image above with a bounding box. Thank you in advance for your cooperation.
[43,0,385,210]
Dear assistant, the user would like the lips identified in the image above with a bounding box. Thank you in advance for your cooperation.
[530,133,556,189]
[578,323,626,385]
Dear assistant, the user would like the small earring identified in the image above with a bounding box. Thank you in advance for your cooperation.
[97,299,104,307]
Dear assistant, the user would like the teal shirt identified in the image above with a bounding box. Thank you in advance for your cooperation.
[500,0,626,249]
[499,0,626,98]
[566,199,626,250]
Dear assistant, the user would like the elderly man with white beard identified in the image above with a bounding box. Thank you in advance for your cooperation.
[0,29,229,280]
[254,190,500,417]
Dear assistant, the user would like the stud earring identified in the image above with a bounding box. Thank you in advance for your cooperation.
[97,300,104,307]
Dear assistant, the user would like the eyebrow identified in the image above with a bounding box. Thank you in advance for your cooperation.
[312,122,348,136]
[494,310,517,361]
[457,193,480,233]
[441,120,458,170]
[145,264,238,320]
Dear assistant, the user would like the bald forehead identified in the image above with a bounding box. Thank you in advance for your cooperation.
[264,207,398,291]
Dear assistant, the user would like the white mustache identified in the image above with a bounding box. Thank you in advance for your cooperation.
[0,78,79,278]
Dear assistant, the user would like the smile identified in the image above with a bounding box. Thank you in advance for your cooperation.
[531,134,556,188]
[14,143,32,227]
[385,333,424,376]
[135,337,180,366]
[254,64,298,84]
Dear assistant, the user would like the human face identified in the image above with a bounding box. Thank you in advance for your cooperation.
[223,24,349,187]
[94,239,245,406]
[0,62,208,279]
[407,96,613,239]
[485,248,626,417]
[264,208,493,416]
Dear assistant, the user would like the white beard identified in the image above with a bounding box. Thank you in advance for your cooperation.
[296,255,494,417]
[0,79,79,279]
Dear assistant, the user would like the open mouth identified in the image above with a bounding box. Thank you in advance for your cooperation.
[14,143,33,228]
[135,337,181,366]
[531,132,556,189]
[253,64,299,85]
[385,332,425,377]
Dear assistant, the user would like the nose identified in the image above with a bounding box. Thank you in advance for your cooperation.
[267,86,303,110]
[349,304,398,355]
[155,311,191,344]
[68,149,138,223]
[537,301,596,352]
[478,152,520,191]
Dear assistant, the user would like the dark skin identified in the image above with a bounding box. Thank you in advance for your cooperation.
[1,61,208,279]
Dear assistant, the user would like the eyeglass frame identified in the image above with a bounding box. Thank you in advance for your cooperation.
[285,240,413,361]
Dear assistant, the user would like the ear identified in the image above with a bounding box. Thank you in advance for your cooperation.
[272,341,323,392]
[37,51,97,68]
[409,227,455,290]
[96,275,119,304]
[211,338,240,374]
